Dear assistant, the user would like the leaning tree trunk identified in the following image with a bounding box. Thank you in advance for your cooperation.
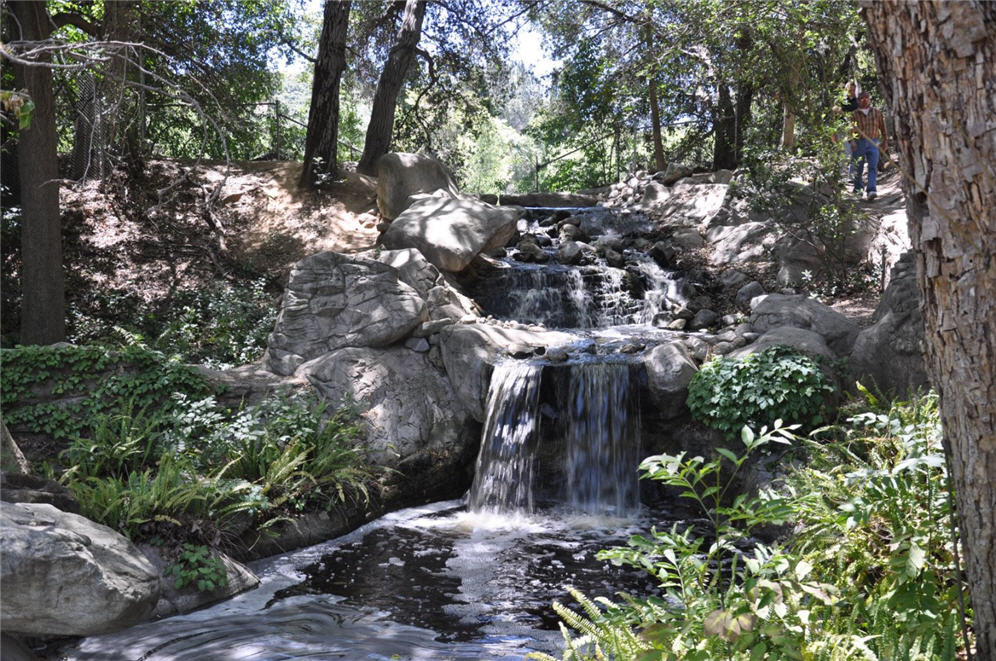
[299,0,352,188]
[862,2,995,658]
[9,1,66,345]
[356,0,427,176]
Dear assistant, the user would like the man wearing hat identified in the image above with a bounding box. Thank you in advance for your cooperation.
[849,91,889,200]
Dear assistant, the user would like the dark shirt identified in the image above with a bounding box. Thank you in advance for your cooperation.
[841,95,858,112]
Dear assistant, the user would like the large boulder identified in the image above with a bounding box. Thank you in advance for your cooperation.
[653,183,730,228]
[707,222,777,266]
[1,503,160,636]
[748,294,859,356]
[729,326,835,362]
[301,345,471,465]
[300,345,479,499]
[376,152,460,220]
[644,341,699,420]
[849,253,928,395]
[381,195,523,273]
[264,251,428,375]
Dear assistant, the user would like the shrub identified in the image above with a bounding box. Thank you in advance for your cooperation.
[686,344,835,438]
[67,279,278,369]
[533,392,973,660]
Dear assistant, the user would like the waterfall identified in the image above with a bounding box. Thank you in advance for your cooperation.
[498,267,591,329]
[469,361,543,513]
[564,362,641,516]
[469,360,641,517]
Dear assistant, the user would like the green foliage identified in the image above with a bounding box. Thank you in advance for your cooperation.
[0,344,212,440]
[686,345,835,437]
[734,136,874,295]
[68,279,277,369]
[539,392,972,660]
[58,389,371,543]
[165,543,229,592]
[788,391,968,658]
[61,400,166,480]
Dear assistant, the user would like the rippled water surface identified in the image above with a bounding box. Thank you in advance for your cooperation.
[64,500,668,660]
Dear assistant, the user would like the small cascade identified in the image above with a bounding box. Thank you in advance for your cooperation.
[627,252,688,324]
[470,359,641,517]
[488,266,593,329]
[563,362,641,515]
[469,361,543,513]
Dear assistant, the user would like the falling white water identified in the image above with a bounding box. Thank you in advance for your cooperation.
[628,251,687,324]
[564,362,641,516]
[469,361,543,513]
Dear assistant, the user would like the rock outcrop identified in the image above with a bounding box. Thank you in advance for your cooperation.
[849,252,929,395]
[376,152,460,220]
[747,293,859,356]
[264,251,429,375]
[381,194,523,273]
[302,345,473,469]
[1,503,160,636]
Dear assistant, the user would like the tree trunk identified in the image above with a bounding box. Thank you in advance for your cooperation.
[9,1,66,345]
[862,2,995,658]
[648,76,665,172]
[779,103,796,150]
[356,0,427,176]
[300,0,352,188]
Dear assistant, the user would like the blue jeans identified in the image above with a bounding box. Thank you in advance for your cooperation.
[851,138,880,194]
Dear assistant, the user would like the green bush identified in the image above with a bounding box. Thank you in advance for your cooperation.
[533,392,973,660]
[67,279,277,369]
[59,390,371,544]
[686,344,835,438]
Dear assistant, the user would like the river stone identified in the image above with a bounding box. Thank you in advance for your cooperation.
[301,346,472,468]
[0,503,160,636]
[376,152,461,220]
[264,251,427,376]
[381,195,523,273]
[728,326,835,361]
[735,281,766,309]
[138,544,259,620]
[439,324,575,422]
[671,228,705,250]
[556,240,583,265]
[748,294,858,356]
[644,341,698,420]
[690,308,719,330]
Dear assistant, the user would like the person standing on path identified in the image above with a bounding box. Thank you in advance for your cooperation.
[850,90,889,200]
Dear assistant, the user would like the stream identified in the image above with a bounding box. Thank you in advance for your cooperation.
[63,501,672,660]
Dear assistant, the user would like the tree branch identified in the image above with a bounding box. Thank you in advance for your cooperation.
[50,11,100,37]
